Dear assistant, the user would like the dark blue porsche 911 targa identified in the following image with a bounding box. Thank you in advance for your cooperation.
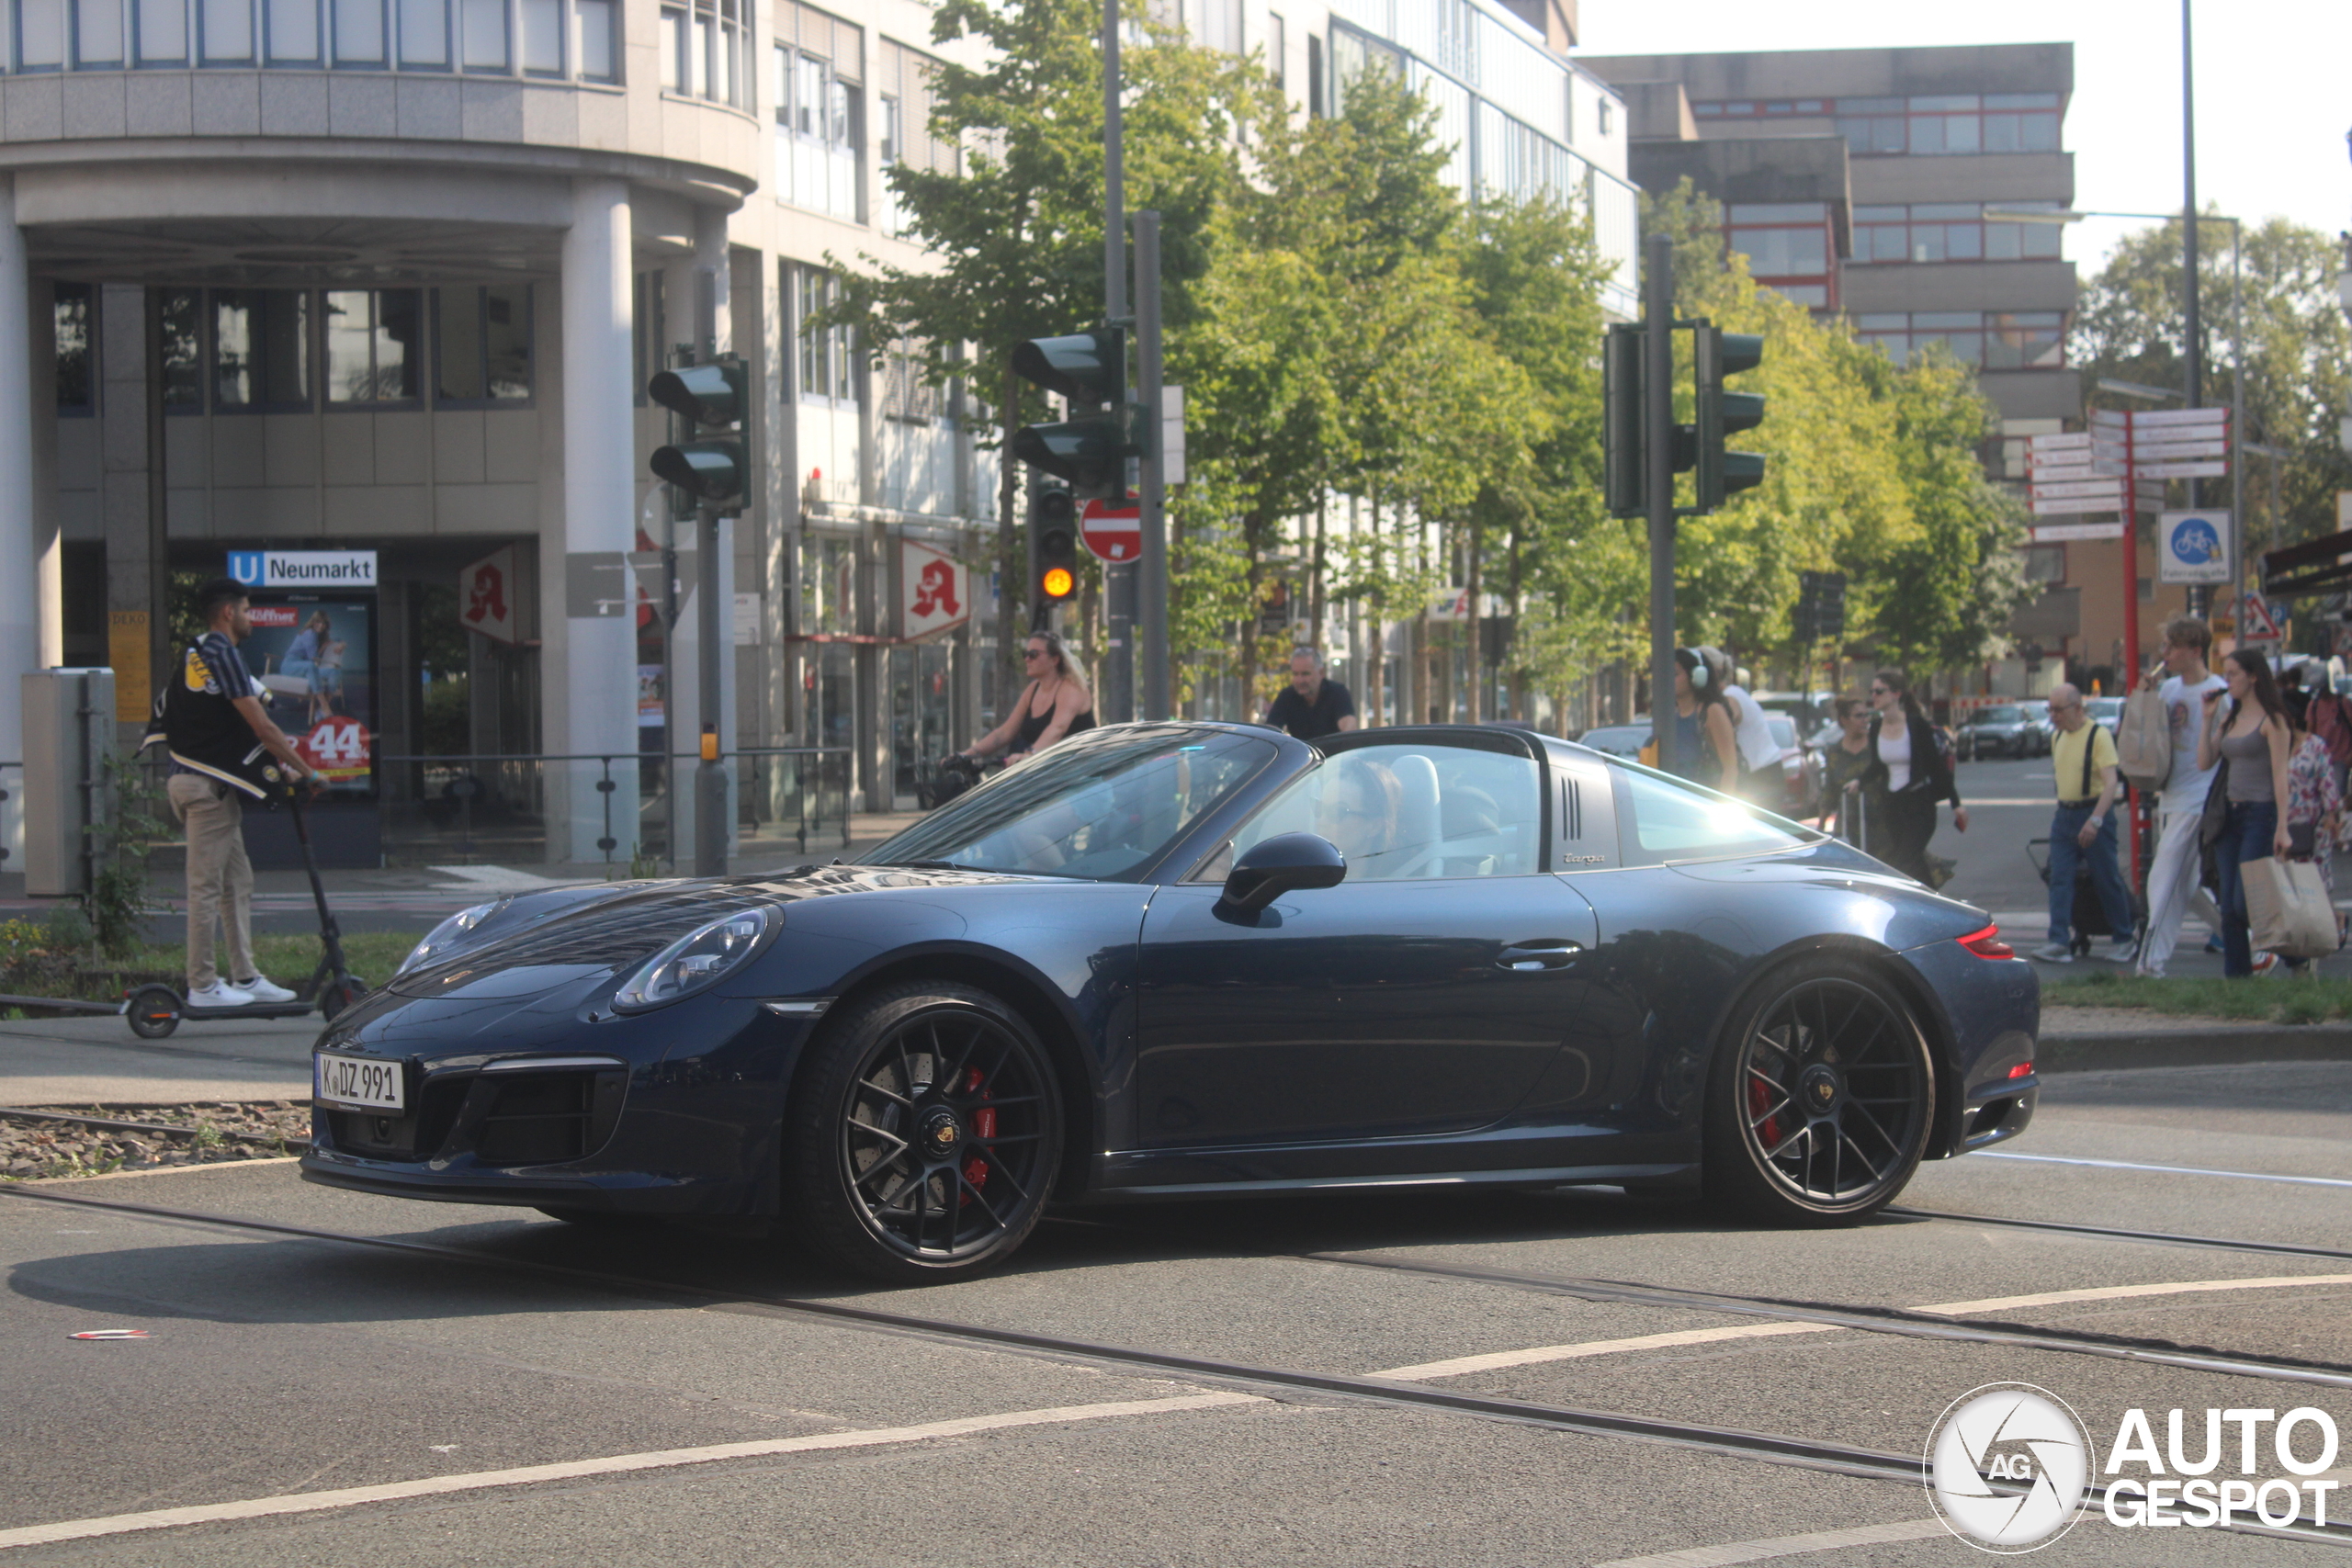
[303,722,2039,1282]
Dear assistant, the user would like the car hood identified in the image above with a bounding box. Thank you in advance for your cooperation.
[387,863,1031,998]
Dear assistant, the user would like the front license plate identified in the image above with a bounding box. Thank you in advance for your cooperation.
[315,1051,404,1111]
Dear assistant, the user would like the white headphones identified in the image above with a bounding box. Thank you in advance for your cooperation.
[1683,653,1708,688]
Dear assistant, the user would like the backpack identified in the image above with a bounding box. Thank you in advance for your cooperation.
[2117,685,2171,789]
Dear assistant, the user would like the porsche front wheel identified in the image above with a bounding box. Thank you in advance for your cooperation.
[1703,957,1936,1225]
[786,982,1064,1284]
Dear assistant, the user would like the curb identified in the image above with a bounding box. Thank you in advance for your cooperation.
[2037,1027,2352,1074]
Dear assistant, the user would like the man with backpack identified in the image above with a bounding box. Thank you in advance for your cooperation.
[2032,682,2137,964]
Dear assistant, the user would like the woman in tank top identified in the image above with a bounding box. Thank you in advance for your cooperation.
[2196,648,2294,977]
[960,630,1096,766]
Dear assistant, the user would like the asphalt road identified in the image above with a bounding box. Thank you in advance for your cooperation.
[6,1063,2352,1565]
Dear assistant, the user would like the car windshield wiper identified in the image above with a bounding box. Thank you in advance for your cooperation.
[888,859,986,871]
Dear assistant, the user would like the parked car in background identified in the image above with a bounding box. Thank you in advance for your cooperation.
[1573,723,1652,761]
[1955,704,2049,761]
[2085,696,2123,728]
[1752,691,1836,733]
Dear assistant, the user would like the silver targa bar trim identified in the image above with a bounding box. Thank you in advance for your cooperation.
[761,998,834,1016]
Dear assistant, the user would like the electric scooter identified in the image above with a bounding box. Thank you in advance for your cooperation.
[122,783,368,1039]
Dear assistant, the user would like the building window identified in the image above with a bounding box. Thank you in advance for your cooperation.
[1328,24,1401,118]
[137,0,190,62]
[1849,202,2065,266]
[266,0,320,62]
[75,0,126,63]
[1596,93,1611,137]
[775,4,861,221]
[663,0,745,105]
[1697,94,2062,155]
[1264,10,1282,90]
[1724,201,1834,310]
[325,288,423,404]
[875,37,955,238]
[794,265,853,403]
[435,284,532,403]
[1855,310,2064,370]
[334,0,385,62]
[883,335,939,424]
[200,0,254,62]
[458,0,503,69]
[213,288,311,410]
[54,282,93,414]
[396,0,447,67]
[12,0,614,77]
[2023,545,2065,584]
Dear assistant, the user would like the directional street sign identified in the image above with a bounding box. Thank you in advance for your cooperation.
[2034,493,2139,516]
[2033,478,2136,500]
[2133,459,2230,479]
[2031,521,2129,542]
[1080,497,1144,563]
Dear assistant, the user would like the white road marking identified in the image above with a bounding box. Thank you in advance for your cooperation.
[0,1392,1263,1552]
[1371,1323,1838,1382]
[1975,1150,2352,1189]
[1367,1275,2352,1383]
[1589,1518,1948,1566]
[1911,1273,2352,1316]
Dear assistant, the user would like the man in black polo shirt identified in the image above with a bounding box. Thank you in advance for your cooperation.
[1264,647,1359,740]
[146,577,321,1009]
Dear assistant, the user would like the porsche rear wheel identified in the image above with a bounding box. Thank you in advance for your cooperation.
[1703,956,1936,1225]
[787,982,1064,1284]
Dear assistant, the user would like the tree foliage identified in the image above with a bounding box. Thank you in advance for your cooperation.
[2073,216,2352,549]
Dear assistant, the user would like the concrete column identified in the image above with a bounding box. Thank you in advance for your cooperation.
[0,178,37,786]
[559,176,640,865]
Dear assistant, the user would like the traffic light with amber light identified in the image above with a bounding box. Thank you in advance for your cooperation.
[1695,327,1766,511]
[649,357,752,510]
[1009,328,1143,500]
[1033,486,1079,629]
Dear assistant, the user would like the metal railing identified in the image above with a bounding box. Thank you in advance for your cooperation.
[378,748,853,868]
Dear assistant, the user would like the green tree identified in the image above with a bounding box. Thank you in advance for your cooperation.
[2073,216,2352,550]
[818,0,1266,703]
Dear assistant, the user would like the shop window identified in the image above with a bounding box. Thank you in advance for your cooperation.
[213,288,311,410]
[435,284,533,404]
[325,288,423,405]
[162,288,203,412]
[54,282,93,415]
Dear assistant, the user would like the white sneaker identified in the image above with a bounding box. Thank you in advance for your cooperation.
[2107,939,2140,965]
[187,981,254,1009]
[2030,943,2075,964]
[234,975,299,1004]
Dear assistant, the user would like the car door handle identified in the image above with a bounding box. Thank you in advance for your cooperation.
[1497,940,1582,972]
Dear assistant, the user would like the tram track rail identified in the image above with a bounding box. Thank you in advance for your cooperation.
[0,1107,308,1154]
[6,1181,2352,1550]
[1887,1204,2352,1264]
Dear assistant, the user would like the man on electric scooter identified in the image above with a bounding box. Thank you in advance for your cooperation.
[145,578,322,1010]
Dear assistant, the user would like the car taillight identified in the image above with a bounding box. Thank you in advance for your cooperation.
[1958,923,2014,960]
[2007,1062,2034,1079]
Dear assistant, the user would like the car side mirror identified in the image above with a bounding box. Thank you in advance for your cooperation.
[1219,832,1347,918]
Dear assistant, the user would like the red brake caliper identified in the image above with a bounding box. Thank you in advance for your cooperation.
[1748,1075,1781,1151]
[959,1066,993,1202]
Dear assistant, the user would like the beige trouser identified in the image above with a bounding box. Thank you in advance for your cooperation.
[167,773,254,990]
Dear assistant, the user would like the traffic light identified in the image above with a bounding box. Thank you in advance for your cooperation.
[1009,328,1144,500]
[1603,324,1645,517]
[1033,485,1078,626]
[1695,327,1766,510]
[649,357,751,510]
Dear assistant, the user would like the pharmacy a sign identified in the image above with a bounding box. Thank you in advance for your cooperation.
[2156,513,2231,585]
[228,549,379,590]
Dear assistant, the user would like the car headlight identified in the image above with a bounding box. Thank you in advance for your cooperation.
[612,907,776,1012]
[399,900,504,976]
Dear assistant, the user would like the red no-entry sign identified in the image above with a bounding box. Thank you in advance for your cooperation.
[1080,499,1143,563]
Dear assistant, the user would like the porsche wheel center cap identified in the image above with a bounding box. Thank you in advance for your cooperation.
[922,1108,963,1153]
[1799,1063,1843,1114]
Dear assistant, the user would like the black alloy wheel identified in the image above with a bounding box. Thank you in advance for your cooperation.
[1703,956,1936,1224]
[788,982,1063,1283]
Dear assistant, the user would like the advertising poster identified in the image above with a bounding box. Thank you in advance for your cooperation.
[242,598,376,793]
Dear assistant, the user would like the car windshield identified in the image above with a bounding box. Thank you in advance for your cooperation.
[1974,705,2021,724]
[1765,716,1796,748]
[864,727,1278,881]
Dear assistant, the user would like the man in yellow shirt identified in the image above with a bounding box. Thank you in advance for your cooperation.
[2032,682,2138,964]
